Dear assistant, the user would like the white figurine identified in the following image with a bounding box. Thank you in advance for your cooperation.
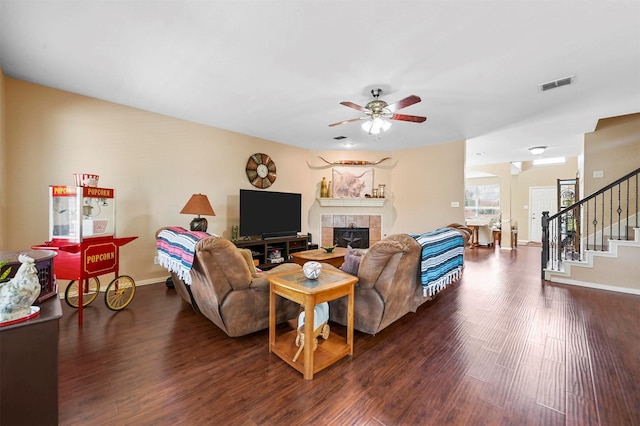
[0,255,41,322]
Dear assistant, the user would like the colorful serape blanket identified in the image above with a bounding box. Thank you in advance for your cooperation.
[409,228,465,297]
[156,226,210,285]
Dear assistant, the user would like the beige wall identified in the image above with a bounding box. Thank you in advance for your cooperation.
[4,78,311,285]
[584,113,640,195]
[391,141,466,235]
[0,67,6,250]
[548,243,640,293]
[2,78,463,285]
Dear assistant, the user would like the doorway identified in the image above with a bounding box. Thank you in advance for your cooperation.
[529,186,557,242]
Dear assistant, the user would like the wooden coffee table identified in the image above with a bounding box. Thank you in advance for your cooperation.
[291,247,347,268]
[268,268,356,380]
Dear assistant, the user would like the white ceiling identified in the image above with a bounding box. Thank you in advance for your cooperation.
[1,1,639,166]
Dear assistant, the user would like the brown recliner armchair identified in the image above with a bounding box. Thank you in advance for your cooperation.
[326,234,423,335]
[158,231,301,337]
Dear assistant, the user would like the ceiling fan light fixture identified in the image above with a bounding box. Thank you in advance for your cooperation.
[361,120,380,135]
[362,116,391,135]
[528,146,547,155]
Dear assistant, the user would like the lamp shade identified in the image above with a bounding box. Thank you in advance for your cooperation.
[180,194,215,217]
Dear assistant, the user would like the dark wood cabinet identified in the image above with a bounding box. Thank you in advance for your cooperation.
[234,235,309,269]
[0,297,62,425]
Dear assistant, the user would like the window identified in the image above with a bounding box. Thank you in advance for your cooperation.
[465,184,500,219]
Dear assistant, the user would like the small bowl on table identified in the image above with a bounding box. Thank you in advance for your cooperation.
[322,246,335,253]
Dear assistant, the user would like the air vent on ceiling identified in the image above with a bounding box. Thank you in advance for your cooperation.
[333,136,347,140]
[539,75,575,92]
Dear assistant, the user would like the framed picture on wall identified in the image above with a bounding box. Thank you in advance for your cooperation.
[332,167,374,198]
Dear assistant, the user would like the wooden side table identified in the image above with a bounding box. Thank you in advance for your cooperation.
[291,247,347,268]
[268,268,356,380]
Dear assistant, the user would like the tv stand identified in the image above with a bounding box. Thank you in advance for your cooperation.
[234,235,309,270]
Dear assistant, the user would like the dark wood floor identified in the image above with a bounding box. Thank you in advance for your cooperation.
[58,245,640,425]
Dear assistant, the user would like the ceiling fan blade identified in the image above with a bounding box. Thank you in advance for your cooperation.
[340,101,367,112]
[329,117,364,127]
[391,113,427,123]
[387,95,421,112]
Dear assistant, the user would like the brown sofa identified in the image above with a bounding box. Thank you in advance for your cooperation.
[326,229,467,335]
[157,230,301,337]
[325,234,425,335]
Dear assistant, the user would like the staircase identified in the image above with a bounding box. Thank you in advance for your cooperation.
[541,167,640,295]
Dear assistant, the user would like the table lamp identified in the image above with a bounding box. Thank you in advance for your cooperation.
[180,193,215,232]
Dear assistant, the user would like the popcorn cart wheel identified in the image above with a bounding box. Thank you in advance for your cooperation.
[64,274,135,311]
[104,275,135,311]
[64,277,100,307]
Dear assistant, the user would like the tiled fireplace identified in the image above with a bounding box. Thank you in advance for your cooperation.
[321,214,382,248]
[333,227,369,248]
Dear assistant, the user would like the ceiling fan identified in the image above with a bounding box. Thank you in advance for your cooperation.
[329,88,427,134]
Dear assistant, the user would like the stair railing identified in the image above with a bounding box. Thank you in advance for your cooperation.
[541,167,640,278]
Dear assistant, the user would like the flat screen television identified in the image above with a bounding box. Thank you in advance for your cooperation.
[239,189,302,238]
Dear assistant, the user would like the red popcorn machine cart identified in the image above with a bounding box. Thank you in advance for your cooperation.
[33,183,137,325]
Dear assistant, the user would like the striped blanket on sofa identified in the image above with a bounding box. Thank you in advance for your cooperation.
[156,226,210,285]
[409,228,465,297]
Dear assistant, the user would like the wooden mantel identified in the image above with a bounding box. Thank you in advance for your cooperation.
[317,198,387,207]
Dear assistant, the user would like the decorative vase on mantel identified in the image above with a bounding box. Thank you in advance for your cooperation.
[320,177,329,198]
[378,184,386,198]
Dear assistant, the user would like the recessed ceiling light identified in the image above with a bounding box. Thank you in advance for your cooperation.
[343,142,354,148]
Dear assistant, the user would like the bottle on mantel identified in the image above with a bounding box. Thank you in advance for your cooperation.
[320,177,329,198]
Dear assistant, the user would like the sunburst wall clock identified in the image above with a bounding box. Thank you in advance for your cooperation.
[246,153,277,189]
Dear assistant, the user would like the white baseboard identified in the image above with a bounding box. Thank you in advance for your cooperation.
[547,276,640,296]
